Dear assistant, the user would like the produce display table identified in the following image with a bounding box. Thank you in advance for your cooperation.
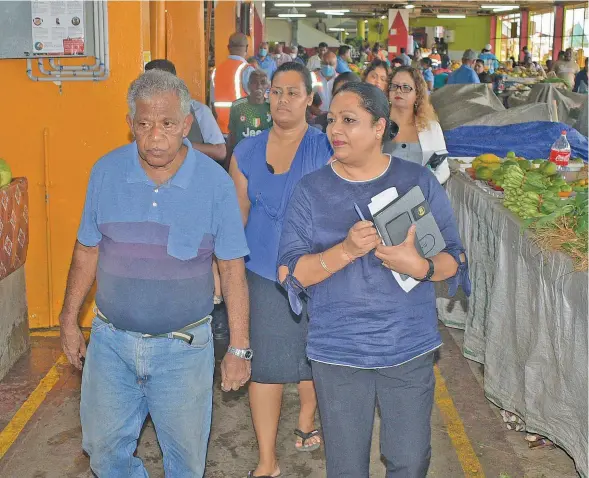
[436,172,588,477]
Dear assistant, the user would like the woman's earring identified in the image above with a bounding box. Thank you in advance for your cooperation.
[376,134,381,139]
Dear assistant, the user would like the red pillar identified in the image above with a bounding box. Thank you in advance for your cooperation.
[253,0,265,50]
[553,5,564,61]
[489,15,497,53]
[520,9,529,62]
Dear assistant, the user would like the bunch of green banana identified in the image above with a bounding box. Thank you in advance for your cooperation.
[505,191,543,219]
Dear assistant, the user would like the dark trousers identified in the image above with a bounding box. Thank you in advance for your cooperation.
[312,352,435,478]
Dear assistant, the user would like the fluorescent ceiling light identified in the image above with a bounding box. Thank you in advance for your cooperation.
[493,7,519,12]
[405,4,415,9]
[274,3,311,6]
[316,9,350,13]
[329,27,346,31]
[278,13,306,17]
[481,5,517,9]
[437,14,466,19]
[319,11,345,15]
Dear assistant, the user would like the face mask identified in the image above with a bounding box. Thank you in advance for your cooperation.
[275,53,282,58]
[290,53,297,59]
[321,65,335,77]
[259,49,267,57]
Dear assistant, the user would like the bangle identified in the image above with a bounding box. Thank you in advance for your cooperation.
[319,252,335,275]
[341,242,354,263]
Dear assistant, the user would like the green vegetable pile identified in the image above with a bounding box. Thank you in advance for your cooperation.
[499,159,588,270]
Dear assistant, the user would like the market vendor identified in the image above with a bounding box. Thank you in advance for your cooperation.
[447,50,480,85]
[384,66,450,184]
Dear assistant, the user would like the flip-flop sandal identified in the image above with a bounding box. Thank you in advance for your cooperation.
[247,471,281,478]
[294,428,321,452]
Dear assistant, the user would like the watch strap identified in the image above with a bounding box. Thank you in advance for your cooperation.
[417,258,435,281]
[228,346,253,360]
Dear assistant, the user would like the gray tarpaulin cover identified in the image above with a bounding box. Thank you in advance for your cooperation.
[436,173,588,477]
[507,83,587,128]
[462,103,554,127]
[430,84,505,131]
[574,96,588,137]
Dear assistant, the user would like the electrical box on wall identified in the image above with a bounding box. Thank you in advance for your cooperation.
[0,1,95,59]
[444,30,455,43]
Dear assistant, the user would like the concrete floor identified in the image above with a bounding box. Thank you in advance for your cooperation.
[0,324,579,478]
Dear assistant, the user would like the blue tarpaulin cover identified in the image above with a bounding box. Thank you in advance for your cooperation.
[445,121,588,161]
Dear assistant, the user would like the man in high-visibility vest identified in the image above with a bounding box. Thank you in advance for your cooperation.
[211,32,255,135]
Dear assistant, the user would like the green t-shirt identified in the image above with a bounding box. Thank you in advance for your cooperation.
[228,98,272,143]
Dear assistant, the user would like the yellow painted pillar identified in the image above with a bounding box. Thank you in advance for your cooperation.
[166,1,206,102]
[215,1,238,68]
[357,20,366,40]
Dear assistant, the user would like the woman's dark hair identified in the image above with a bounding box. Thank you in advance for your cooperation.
[272,61,313,95]
[332,71,361,95]
[363,59,391,81]
[334,82,398,143]
[420,57,432,68]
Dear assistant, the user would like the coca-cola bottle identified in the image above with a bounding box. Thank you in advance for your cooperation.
[549,131,571,168]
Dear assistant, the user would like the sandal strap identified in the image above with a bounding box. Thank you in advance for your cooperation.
[294,428,321,443]
[247,472,276,478]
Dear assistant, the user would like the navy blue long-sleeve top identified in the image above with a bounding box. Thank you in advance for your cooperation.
[278,156,470,368]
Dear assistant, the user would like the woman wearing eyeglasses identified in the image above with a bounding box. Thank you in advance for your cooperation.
[384,66,450,184]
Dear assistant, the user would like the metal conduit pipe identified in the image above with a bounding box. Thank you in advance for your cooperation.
[48,1,101,72]
[27,1,110,82]
[38,0,105,77]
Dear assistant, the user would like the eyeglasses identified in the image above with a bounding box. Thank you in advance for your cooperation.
[389,83,414,94]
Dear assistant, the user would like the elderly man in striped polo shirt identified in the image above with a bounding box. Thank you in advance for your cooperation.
[59,70,251,477]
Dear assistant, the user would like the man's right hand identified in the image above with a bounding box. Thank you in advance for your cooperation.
[60,321,86,370]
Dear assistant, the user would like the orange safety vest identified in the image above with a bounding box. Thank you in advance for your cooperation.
[212,58,249,134]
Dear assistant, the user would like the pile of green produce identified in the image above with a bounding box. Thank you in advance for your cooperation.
[0,159,12,188]
[496,156,588,270]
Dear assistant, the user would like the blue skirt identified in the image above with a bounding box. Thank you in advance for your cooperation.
[247,269,312,384]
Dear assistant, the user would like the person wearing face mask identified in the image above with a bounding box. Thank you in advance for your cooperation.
[255,42,277,81]
[384,66,450,184]
[273,43,292,68]
[317,51,338,112]
[229,61,333,478]
[278,81,469,478]
[293,45,306,66]
[314,71,362,132]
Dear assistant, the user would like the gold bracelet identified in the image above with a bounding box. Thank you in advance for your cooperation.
[319,252,335,275]
[341,242,354,263]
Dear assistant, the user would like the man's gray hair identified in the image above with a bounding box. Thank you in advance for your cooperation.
[127,70,191,118]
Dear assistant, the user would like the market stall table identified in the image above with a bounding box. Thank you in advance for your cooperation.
[436,171,588,478]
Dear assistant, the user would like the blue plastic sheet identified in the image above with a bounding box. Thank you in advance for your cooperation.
[445,121,588,161]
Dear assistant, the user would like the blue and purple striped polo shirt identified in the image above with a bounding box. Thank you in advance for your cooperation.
[77,139,249,335]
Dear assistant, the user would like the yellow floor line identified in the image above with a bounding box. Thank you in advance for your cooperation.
[0,354,69,459]
[434,365,485,477]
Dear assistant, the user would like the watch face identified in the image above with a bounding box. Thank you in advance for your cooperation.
[244,350,253,360]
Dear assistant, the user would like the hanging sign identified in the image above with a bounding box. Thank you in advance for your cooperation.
[31,0,85,55]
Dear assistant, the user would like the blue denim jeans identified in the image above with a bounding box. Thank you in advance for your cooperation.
[81,316,214,477]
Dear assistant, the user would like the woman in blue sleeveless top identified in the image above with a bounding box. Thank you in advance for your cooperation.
[228,62,333,478]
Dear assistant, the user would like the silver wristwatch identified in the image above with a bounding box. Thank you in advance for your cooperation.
[227,346,253,360]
